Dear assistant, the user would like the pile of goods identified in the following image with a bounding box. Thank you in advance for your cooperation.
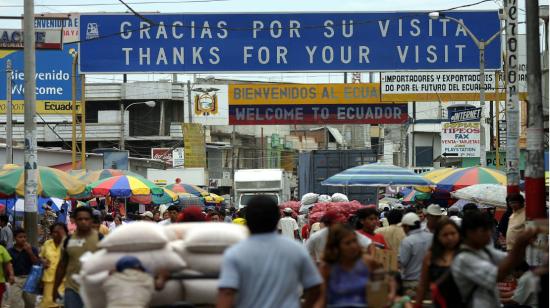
[308,200,364,224]
[79,222,249,307]
[284,192,363,225]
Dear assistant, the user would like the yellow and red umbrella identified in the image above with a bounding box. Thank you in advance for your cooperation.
[0,166,86,198]
[165,183,208,197]
[77,169,145,184]
[88,175,163,198]
[424,167,506,192]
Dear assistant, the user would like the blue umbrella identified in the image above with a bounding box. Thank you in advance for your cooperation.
[321,163,434,187]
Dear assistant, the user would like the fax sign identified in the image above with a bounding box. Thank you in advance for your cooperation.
[449,108,482,123]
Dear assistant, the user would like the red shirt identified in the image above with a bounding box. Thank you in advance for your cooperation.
[358,230,389,249]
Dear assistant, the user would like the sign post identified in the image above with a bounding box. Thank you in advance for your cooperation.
[5,60,12,164]
[504,0,521,195]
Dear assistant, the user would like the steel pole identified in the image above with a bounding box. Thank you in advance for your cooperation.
[495,72,501,169]
[525,0,546,219]
[6,60,13,164]
[71,53,78,169]
[120,103,125,150]
[479,45,487,166]
[80,74,86,170]
[23,0,39,246]
[504,0,521,195]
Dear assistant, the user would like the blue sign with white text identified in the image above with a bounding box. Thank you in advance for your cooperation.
[0,49,79,101]
[79,11,502,73]
[449,107,482,123]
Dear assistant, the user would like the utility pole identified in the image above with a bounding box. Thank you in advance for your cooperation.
[504,0,521,195]
[81,74,86,170]
[6,60,13,164]
[23,0,39,246]
[525,0,546,219]
[71,51,78,169]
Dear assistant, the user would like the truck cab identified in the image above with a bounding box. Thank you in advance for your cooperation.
[234,169,291,209]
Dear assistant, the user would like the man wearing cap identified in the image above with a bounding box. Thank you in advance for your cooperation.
[425,204,444,233]
[277,208,299,239]
[140,211,154,222]
[399,212,433,296]
[103,256,169,308]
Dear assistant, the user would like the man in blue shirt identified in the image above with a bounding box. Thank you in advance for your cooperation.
[217,195,322,308]
[399,212,433,297]
[8,228,39,308]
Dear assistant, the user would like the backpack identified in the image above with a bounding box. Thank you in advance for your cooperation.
[430,247,494,308]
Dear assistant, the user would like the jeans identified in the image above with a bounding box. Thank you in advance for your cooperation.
[63,288,83,308]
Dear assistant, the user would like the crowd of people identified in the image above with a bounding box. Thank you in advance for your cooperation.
[0,193,545,308]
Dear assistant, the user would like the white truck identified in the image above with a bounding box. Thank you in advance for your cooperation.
[234,169,291,208]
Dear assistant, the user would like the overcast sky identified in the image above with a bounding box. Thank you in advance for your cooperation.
[0,0,546,83]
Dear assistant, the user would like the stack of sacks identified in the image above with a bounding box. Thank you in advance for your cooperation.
[79,222,187,308]
[170,223,249,306]
[299,193,319,213]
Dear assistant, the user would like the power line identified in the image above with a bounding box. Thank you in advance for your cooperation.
[0,0,229,8]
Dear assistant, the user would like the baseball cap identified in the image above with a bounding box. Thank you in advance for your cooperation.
[426,204,444,216]
[140,211,154,219]
[283,208,293,214]
[115,256,145,272]
[401,212,421,226]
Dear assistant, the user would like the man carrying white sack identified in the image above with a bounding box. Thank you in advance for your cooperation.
[217,195,322,308]
[103,256,169,308]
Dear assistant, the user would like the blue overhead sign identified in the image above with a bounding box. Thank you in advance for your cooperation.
[449,107,482,123]
[79,11,502,73]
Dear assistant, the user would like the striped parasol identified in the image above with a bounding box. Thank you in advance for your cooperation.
[400,188,431,203]
[88,175,164,198]
[321,163,434,187]
[0,166,86,198]
[428,167,506,192]
[77,169,145,184]
[131,188,179,205]
[165,183,209,197]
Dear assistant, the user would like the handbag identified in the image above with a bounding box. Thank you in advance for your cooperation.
[22,264,43,294]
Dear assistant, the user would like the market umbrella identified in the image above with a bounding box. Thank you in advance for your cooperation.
[203,193,224,204]
[0,166,86,198]
[165,183,209,197]
[321,163,434,187]
[450,184,517,208]
[400,187,431,203]
[88,175,164,198]
[178,193,205,207]
[0,164,19,171]
[77,169,145,184]
[130,188,179,205]
[430,167,506,192]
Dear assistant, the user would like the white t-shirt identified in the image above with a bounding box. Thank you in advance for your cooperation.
[277,216,299,239]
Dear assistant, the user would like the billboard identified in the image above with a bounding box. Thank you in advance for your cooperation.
[380,71,528,102]
[190,84,229,125]
[0,29,62,50]
[79,11,501,73]
[441,122,480,157]
[35,13,80,44]
[228,83,407,125]
[183,124,206,168]
[103,150,129,170]
[0,49,81,114]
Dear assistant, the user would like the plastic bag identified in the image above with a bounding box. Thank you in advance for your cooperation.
[300,193,319,205]
[331,193,349,202]
[23,264,43,294]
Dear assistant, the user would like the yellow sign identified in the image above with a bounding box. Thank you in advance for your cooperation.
[0,100,81,114]
[183,123,206,168]
[229,83,382,105]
